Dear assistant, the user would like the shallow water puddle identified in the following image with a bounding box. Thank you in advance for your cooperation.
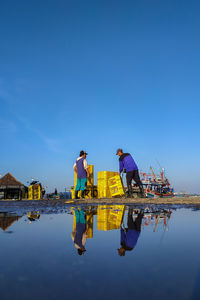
[0,205,200,300]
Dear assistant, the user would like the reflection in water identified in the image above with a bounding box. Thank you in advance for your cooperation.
[71,208,88,255]
[27,211,40,223]
[97,205,125,231]
[71,206,172,255]
[1,206,200,300]
[118,208,143,256]
[0,212,21,232]
[85,209,94,239]
[142,208,172,232]
[71,207,95,255]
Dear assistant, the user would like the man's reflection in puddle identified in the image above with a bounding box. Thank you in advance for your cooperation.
[71,208,87,255]
[118,208,144,256]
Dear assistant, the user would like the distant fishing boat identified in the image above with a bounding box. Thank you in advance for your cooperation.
[145,189,174,198]
[140,166,174,198]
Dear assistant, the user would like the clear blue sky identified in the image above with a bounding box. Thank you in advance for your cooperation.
[0,0,200,193]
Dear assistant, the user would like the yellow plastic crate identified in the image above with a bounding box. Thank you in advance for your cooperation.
[97,171,118,198]
[74,165,94,187]
[108,175,125,197]
[98,188,111,199]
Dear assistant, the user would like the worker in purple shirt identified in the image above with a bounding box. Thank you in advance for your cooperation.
[116,148,144,198]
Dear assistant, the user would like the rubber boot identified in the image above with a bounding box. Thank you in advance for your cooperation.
[126,185,133,198]
[139,185,145,198]
[81,190,85,199]
[75,191,80,200]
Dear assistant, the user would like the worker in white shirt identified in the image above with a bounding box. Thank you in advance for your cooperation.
[73,150,90,199]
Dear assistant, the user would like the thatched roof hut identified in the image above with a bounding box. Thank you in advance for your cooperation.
[0,173,25,200]
[0,172,24,187]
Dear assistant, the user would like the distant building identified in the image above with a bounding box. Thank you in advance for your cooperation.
[0,173,26,200]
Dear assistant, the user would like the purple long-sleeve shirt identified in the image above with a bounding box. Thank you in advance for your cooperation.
[120,228,140,249]
[119,153,138,173]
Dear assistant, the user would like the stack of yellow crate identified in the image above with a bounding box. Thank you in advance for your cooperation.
[97,205,125,231]
[108,175,125,197]
[97,171,118,198]
[28,184,41,200]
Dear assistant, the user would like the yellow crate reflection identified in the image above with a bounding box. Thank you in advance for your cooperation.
[86,213,93,239]
[27,211,40,220]
[97,205,125,231]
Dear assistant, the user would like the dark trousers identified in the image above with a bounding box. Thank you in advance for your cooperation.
[126,170,142,187]
[127,208,143,232]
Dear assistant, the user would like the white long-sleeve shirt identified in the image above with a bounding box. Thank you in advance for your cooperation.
[71,232,87,249]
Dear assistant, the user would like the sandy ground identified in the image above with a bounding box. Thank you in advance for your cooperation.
[74,196,200,205]
[0,196,200,215]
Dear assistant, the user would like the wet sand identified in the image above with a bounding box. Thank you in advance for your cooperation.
[0,196,200,215]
